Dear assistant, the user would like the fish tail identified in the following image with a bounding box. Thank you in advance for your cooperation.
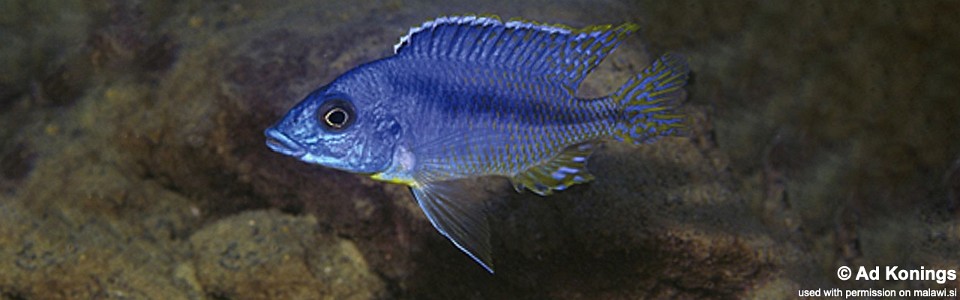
[611,53,690,144]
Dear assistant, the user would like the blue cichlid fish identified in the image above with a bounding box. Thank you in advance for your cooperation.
[265,15,690,273]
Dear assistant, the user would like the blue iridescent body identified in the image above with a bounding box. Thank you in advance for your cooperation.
[265,15,690,272]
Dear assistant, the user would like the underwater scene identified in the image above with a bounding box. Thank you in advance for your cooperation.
[1,0,958,299]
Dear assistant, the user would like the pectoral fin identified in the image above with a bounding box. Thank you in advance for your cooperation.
[411,180,494,273]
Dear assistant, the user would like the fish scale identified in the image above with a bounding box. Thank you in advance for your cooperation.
[418,73,601,177]
[264,15,690,273]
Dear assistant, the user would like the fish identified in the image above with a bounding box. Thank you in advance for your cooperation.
[264,15,690,273]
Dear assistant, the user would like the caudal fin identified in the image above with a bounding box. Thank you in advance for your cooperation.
[611,53,690,144]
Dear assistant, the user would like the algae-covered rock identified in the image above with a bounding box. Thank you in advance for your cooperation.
[0,179,203,299]
[190,210,385,299]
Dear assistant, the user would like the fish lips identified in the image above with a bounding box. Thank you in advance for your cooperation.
[264,128,307,157]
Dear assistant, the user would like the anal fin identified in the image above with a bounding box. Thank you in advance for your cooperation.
[411,179,494,273]
[511,142,597,196]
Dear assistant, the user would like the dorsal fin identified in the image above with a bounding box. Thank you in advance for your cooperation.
[394,15,639,90]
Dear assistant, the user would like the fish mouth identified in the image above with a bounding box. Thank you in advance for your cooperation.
[264,128,306,157]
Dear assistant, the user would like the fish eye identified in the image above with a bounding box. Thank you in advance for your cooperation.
[325,108,347,126]
[317,98,355,131]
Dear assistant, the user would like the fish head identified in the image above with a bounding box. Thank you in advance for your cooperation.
[264,75,402,174]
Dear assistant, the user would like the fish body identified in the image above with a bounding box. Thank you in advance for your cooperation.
[265,15,690,273]
[370,56,616,185]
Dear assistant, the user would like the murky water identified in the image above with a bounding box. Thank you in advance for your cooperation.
[1,0,957,298]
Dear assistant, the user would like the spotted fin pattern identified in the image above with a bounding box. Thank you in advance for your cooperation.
[510,142,597,196]
[612,53,690,144]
